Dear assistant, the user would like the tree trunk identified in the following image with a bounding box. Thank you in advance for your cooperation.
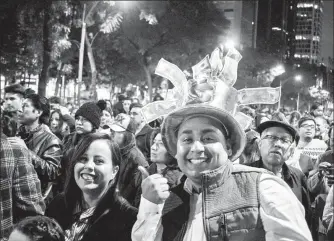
[39,0,52,97]
[85,34,97,101]
[54,62,64,96]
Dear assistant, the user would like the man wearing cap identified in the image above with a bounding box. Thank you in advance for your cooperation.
[132,106,312,241]
[247,120,311,225]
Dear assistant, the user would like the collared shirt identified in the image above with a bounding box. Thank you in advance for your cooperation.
[131,173,312,241]
[65,204,96,241]
[0,134,45,240]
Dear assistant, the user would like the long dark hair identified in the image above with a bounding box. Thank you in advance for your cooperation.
[150,128,178,167]
[49,110,64,135]
[64,133,122,212]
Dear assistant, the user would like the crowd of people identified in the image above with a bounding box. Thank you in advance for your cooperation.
[0,79,333,241]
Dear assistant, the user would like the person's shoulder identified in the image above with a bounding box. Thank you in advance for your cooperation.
[232,163,271,175]
[287,164,305,178]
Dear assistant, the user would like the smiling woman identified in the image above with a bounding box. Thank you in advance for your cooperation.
[46,133,137,241]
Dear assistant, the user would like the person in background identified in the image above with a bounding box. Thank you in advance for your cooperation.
[246,120,311,225]
[8,94,62,201]
[0,111,45,240]
[110,113,148,207]
[322,185,333,240]
[297,116,328,163]
[123,97,132,114]
[46,133,136,241]
[49,109,75,140]
[129,103,155,162]
[62,102,103,185]
[3,84,26,136]
[96,100,113,132]
[8,216,65,241]
[239,130,261,164]
[147,129,182,188]
[314,116,329,142]
[308,123,334,196]
[271,111,289,123]
[66,102,73,113]
[112,94,126,117]
[310,102,324,118]
[289,111,302,129]
[49,96,70,116]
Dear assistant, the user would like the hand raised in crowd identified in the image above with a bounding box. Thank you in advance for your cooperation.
[138,166,170,204]
[7,137,28,149]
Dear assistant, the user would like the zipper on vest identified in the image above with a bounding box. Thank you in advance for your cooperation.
[218,215,229,241]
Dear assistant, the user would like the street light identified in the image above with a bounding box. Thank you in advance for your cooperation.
[294,75,303,111]
[295,74,302,82]
[225,40,235,49]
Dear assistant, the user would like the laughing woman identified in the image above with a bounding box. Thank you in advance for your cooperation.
[46,133,137,241]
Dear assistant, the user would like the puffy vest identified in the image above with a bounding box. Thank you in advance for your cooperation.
[161,163,267,241]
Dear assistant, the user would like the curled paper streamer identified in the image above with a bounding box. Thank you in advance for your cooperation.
[237,87,281,105]
[141,100,178,124]
[155,59,188,104]
[142,46,244,123]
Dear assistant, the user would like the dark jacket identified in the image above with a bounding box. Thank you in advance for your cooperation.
[118,140,148,208]
[246,159,312,225]
[46,187,137,241]
[18,124,62,194]
[135,124,154,162]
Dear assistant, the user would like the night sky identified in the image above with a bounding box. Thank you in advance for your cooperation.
[320,0,333,63]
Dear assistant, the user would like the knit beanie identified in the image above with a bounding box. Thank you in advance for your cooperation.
[75,102,102,129]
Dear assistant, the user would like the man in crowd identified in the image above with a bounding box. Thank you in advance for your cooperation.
[308,123,334,195]
[132,104,312,240]
[247,120,311,224]
[112,94,127,117]
[7,94,62,200]
[314,116,329,142]
[130,103,154,162]
[0,111,45,240]
[297,116,328,162]
[3,84,26,136]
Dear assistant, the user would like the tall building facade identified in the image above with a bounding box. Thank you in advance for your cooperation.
[213,1,258,49]
[293,0,324,64]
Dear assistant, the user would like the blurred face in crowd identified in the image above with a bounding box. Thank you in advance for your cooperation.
[75,116,93,134]
[259,127,294,172]
[315,117,328,137]
[299,120,316,140]
[313,105,324,117]
[290,117,299,129]
[74,139,118,197]
[130,107,143,127]
[18,99,41,125]
[175,117,232,187]
[111,131,126,147]
[123,100,131,113]
[50,112,60,133]
[4,93,23,112]
[151,133,169,164]
[100,110,112,128]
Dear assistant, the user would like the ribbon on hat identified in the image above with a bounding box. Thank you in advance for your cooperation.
[141,45,280,129]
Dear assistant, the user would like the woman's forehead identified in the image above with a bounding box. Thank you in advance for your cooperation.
[178,116,225,134]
